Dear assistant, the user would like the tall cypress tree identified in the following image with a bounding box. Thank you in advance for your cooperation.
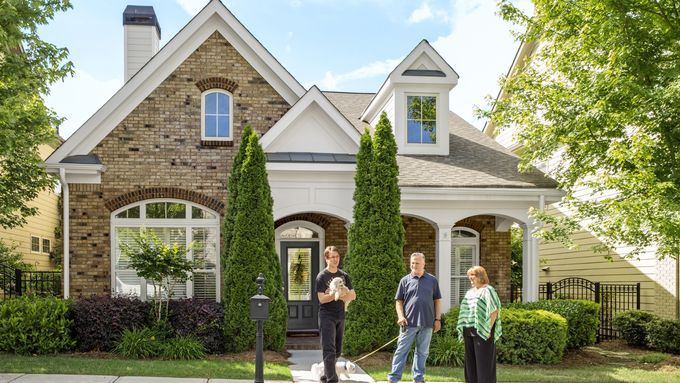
[222,131,287,352]
[222,125,253,290]
[344,114,405,354]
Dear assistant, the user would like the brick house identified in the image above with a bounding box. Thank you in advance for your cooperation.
[45,0,560,331]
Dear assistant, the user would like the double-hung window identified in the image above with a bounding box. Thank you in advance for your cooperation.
[112,200,220,301]
[407,95,437,144]
[201,89,232,141]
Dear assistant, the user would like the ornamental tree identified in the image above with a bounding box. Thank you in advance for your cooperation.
[121,229,196,322]
[0,0,73,229]
[344,113,405,355]
[222,131,287,352]
[487,0,680,259]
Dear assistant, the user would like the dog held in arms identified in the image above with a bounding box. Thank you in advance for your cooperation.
[311,360,357,380]
[328,277,351,311]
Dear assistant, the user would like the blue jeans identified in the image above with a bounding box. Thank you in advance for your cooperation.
[387,326,433,382]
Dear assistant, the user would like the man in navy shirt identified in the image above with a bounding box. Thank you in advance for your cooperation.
[316,246,356,383]
[388,252,442,383]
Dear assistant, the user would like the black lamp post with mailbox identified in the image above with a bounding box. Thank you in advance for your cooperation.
[250,273,270,383]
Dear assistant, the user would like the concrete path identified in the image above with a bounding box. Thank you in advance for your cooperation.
[287,350,374,383]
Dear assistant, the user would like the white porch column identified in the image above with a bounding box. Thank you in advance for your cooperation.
[522,223,540,302]
[436,224,453,312]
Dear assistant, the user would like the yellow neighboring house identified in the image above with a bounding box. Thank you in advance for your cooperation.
[0,142,60,271]
[484,41,679,320]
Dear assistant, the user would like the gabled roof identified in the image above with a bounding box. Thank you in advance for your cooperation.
[361,40,459,123]
[260,86,361,153]
[47,0,305,166]
[326,92,557,189]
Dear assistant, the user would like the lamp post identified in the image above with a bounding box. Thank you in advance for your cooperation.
[250,273,270,383]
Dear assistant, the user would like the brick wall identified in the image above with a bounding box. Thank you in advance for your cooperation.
[68,32,291,296]
[403,216,436,275]
[455,215,511,302]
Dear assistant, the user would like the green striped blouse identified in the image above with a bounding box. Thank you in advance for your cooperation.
[456,285,502,342]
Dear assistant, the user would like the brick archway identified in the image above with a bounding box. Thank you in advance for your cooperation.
[104,187,224,214]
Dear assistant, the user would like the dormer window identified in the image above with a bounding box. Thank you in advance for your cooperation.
[407,95,437,144]
[201,89,232,141]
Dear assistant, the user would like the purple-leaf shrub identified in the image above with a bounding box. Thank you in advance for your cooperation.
[69,295,151,351]
[168,299,224,353]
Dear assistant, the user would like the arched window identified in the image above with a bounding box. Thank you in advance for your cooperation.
[201,89,232,140]
[450,227,479,306]
[111,200,220,301]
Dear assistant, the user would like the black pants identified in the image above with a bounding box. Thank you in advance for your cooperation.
[463,327,496,383]
[319,316,345,383]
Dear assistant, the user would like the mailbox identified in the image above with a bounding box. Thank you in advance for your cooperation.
[250,293,270,320]
[250,273,270,320]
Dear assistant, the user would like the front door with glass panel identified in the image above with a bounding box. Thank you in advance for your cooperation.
[281,241,319,331]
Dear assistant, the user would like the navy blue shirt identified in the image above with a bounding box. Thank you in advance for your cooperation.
[395,272,442,328]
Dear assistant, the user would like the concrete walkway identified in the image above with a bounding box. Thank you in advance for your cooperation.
[0,375,291,383]
[287,350,374,383]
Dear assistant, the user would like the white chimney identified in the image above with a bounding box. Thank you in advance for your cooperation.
[123,5,161,82]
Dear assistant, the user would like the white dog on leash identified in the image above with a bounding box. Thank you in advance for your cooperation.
[311,360,357,380]
[328,277,351,311]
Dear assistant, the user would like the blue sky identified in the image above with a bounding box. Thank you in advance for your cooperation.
[40,0,530,139]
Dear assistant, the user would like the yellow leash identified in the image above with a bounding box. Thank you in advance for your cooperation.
[351,334,401,364]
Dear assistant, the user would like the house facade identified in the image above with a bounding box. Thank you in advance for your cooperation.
[1,142,60,271]
[484,41,680,320]
[46,0,561,331]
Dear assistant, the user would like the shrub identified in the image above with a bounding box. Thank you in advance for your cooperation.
[168,299,224,353]
[497,308,567,364]
[69,295,151,351]
[0,296,75,354]
[222,132,287,352]
[613,310,656,347]
[429,334,464,367]
[344,116,405,355]
[159,336,206,360]
[115,328,161,358]
[440,307,460,338]
[511,300,600,349]
[646,319,680,355]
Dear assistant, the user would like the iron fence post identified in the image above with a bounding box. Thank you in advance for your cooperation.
[14,268,22,296]
[636,283,641,310]
[546,282,553,300]
[595,282,600,303]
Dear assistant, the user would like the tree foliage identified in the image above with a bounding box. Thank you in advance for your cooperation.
[221,124,252,289]
[222,131,286,352]
[488,0,680,258]
[344,113,405,355]
[0,0,73,229]
[120,229,196,322]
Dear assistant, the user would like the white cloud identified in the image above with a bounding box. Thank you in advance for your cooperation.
[175,0,206,16]
[407,2,433,24]
[45,70,122,139]
[429,0,531,129]
[312,57,403,90]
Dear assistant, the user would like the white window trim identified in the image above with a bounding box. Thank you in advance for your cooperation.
[30,235,41,253]
[405,93,438,145]
[42,238,52,254]
[450,227,480,306]
[201,89,233,141]
[110,199,221,302]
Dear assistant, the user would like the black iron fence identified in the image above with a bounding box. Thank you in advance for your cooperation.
[0,264,61,300]
[510,277,640,341]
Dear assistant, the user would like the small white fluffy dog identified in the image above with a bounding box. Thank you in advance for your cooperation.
[328,277,351,311]
[311,360,357,380]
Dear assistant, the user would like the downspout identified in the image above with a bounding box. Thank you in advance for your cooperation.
[59,168,69,299]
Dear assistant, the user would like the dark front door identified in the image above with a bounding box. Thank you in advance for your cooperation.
[281,241,320,331]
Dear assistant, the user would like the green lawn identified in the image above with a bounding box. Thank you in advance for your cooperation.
[364,365,680,383]
[0,354,291,380]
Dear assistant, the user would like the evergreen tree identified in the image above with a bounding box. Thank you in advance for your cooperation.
[344,113,405,355]
[222,131,287,352]
[221,125,253,289]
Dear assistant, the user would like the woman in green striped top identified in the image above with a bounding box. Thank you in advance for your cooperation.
[456,266,502,383]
